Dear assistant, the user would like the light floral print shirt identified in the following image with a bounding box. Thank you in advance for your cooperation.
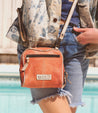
[6,0,97,47]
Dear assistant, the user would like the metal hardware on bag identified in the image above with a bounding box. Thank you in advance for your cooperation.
[22,57,29,71]
[28,39,33,49]
[28,36,37,48]
[36,74,52,80]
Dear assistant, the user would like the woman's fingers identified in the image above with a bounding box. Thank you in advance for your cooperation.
[76,34,87,45]
[73,27,90,45]
[73,27,88,32]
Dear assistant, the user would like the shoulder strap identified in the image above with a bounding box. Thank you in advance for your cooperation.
[17,0,27,42]
[59,0,78,40]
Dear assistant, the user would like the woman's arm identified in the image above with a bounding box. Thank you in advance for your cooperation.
[73,27,98,45]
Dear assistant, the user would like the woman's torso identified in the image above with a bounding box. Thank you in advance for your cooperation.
[61,0,80,26]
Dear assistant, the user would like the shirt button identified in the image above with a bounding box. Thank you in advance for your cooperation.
[53,18,57,23]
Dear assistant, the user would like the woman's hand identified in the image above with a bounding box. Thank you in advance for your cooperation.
[73,27,98,45]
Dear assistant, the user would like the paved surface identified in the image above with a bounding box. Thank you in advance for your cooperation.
[0,64,98,76]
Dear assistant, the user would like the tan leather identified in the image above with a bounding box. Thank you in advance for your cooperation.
[20,47,65,88]
[60,19,66,25]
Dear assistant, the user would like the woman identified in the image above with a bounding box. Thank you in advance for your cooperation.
[17,0,91,113]
[6,0,97,113]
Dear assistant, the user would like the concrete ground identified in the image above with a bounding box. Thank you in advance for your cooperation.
[0,64,98,78]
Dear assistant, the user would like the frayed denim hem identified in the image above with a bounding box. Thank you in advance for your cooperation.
[30,88,72,104]
[70,102,86,108]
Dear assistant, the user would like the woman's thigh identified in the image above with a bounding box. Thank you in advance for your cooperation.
[39,95,71,113]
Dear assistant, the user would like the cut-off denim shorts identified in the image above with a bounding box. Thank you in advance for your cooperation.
[17,25,89,107]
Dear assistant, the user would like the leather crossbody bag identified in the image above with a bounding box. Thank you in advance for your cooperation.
[20,47,65,88]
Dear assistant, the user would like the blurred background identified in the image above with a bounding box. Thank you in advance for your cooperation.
[0,0,98,113]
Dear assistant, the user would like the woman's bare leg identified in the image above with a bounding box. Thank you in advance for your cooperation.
[39,95,72,113]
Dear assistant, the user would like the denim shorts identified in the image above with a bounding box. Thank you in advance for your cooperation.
[17,25,89,107]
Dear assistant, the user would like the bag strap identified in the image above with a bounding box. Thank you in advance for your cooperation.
[60,0,78,40]
[17,0,27,42]
[55,0,78,47]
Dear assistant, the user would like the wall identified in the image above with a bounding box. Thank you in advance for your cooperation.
[0,0,22,63]
[0,0,22,54]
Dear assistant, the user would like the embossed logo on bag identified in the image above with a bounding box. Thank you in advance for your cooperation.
[37,74,52,80]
